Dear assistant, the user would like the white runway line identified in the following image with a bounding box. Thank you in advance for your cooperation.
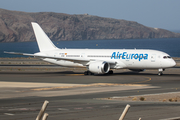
[4,113,14,116]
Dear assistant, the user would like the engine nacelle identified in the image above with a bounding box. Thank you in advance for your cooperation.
[88,61,110,74]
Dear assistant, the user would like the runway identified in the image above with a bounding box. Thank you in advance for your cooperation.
[0,67,180,120]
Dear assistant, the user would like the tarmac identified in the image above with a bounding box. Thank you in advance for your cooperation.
[0,58,180,120]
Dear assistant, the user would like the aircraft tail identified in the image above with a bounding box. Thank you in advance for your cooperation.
[31,22,57,52]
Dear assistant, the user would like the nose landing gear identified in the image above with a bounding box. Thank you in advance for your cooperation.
[158,68,165,76]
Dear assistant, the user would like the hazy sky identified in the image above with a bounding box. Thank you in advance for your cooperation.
[1,0,180,31]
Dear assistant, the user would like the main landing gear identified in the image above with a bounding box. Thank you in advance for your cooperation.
[84,70,114,75]
[108,70,114,74]
[84,71,94,75]
[158,68,165,76]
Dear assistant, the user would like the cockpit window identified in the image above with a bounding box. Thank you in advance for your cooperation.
[163,56,171,59]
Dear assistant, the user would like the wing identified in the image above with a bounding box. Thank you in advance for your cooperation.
[4,51,117,65]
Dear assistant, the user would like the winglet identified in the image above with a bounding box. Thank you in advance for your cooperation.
[31,22,57,52]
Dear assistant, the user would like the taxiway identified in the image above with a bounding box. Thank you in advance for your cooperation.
[0,61,180,120]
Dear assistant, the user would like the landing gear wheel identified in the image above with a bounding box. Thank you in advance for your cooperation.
[108,70,113,74]
[158,68,164,76]
[158,72,163,76]
[84,71,88,75]
[84,71,94,75]
[88,71,92,75]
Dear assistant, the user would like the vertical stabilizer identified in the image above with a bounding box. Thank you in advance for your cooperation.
[31,22,57,52]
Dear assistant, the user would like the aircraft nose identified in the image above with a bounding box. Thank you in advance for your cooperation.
[170,59,176,67]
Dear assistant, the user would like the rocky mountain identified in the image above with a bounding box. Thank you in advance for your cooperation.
[0,8,180,42]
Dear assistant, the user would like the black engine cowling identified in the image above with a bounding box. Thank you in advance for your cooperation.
[88,61,110,74]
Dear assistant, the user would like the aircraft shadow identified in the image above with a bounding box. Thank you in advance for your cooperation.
[0,71,179,77]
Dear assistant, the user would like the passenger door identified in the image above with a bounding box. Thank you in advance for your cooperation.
[151,54,156,62]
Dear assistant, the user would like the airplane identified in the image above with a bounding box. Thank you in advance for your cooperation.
[4,22,176,76]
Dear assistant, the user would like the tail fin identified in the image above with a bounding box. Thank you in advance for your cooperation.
[31,22,57,52]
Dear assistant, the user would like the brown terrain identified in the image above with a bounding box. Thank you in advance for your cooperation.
[0,8,180,42]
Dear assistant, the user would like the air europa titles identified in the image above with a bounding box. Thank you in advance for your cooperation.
[111,52,148,61]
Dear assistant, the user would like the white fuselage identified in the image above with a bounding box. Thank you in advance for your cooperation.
[41,49,176,69]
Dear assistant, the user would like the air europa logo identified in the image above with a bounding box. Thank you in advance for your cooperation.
[111,52,148,61]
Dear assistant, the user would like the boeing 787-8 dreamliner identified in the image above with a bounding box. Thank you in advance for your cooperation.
[5,22,176,76]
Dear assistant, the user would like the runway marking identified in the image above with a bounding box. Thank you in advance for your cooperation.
[4,113,14,116]
[58,108,69,111]
[108,91,180,102]
[131,77,151,84]
[74,107,83,110]
[159,117,180,120]
[0,81,83,88]
[101,105,110,108]
[31,83,149,91]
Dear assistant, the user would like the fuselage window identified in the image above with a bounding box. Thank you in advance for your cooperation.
[87,55,111,58]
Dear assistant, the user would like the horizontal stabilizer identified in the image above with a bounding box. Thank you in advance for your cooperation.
[4,51,36,56]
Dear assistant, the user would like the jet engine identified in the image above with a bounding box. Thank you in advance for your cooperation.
[88,61,110,74]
